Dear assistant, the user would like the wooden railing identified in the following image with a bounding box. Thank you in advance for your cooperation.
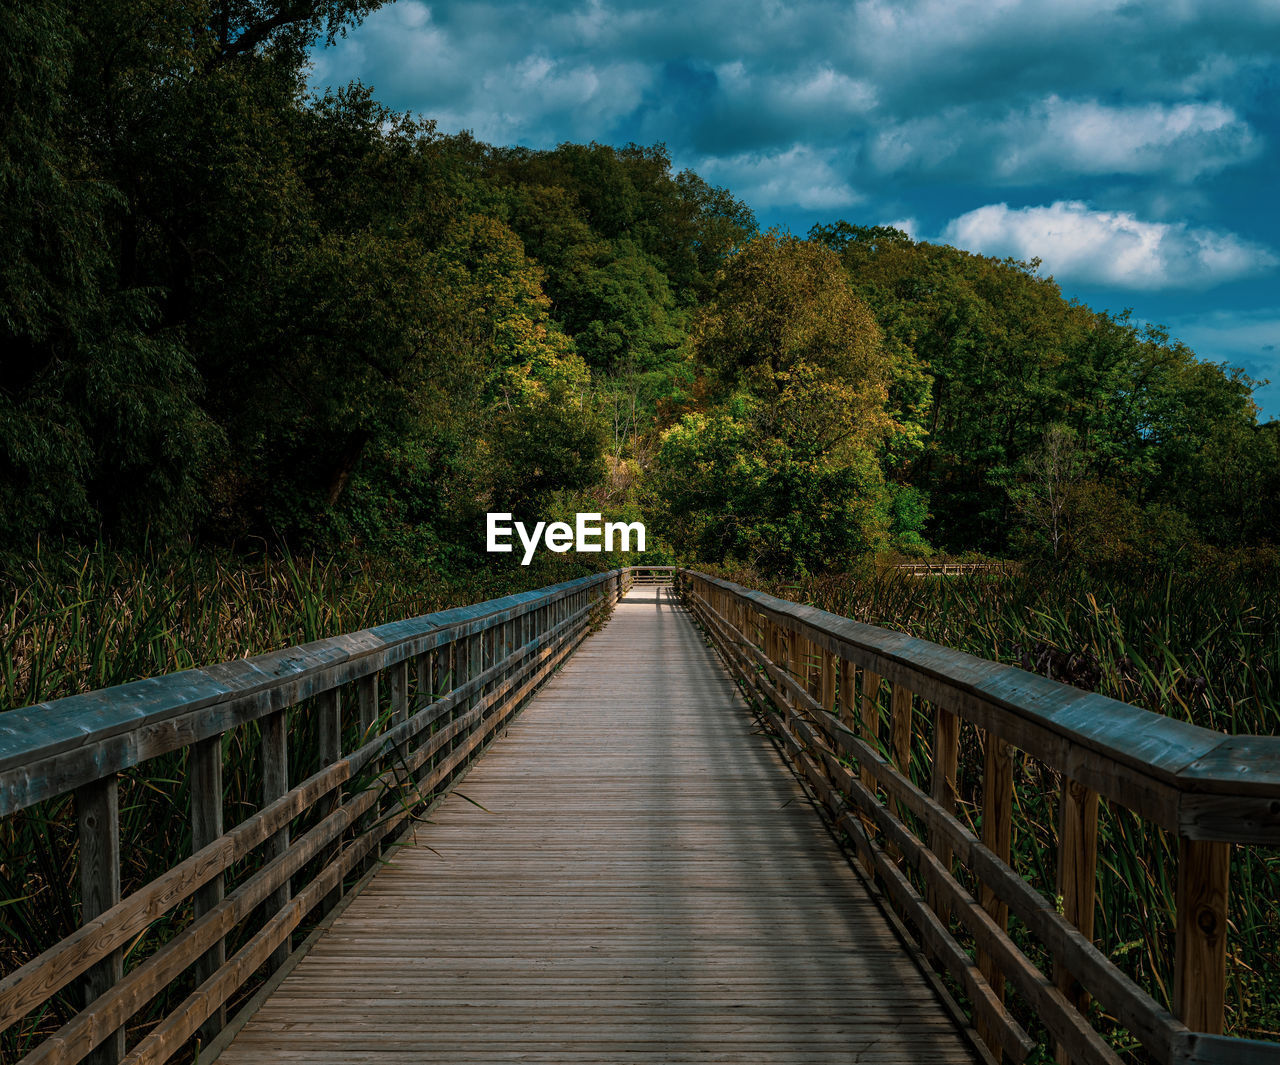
[0,568,630,1065]
[626,565,675,585]
[679,569,1280,1065]
[894,561,1022,577]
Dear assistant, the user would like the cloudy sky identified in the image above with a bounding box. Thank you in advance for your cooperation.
[309,0,1280,419]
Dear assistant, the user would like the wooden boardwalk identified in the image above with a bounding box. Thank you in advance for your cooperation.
[216,585,979,1064]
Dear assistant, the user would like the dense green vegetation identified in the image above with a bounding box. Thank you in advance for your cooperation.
[3,1,1276,579]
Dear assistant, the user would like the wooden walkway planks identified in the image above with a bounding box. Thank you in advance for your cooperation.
[216,585,979,1064]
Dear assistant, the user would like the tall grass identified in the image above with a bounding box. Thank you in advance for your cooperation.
[0,541,607,710]
[0,541,608,1058]
[714,561,1280,1053]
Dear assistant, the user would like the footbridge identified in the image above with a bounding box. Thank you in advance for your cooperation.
[1,568,1277,1064]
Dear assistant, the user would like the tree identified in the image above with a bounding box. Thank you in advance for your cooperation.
[650,234,901,572]
[696,232,892,456]
[1009,423,1086,561]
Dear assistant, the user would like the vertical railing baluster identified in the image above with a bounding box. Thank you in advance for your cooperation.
[190,735,226,1040]
[820,649,836,714]
[442,639,458,770]
[386,660,410,825]
[77,774,124,1065]
[929,706,960,923]
[356,671,380,875]
[779,625,794,705]
[1174,838,1231,1036]
[469,631,483,714]
[416,652,431,714]
[358,672,379,743]
[504,617,515,694]
[978,731,1015,1058]
[414,647,437,786]
[837,659,857,730]
[889,681,914,848]
[484,624,496,713]
[391,660,409,729]
[1054,776,1099,1064]
[261,709,291,972]
[455,633,475,788]
[805,635,821,700]
[859,670,882,807]
[317,687,342,916]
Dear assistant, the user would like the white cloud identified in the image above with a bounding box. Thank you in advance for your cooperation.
[774,66,878,113]
[1000,97,1258,181]
[845,0,1280,98]
[694,145,863,210]
[941,201,1277,289]
[871,97,1259,182]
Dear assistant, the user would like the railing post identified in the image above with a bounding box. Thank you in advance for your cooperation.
[929,706,960,923]
[837,659,857,729]
[456,633,476,778]
[806,638,820,700]
[441,639,459,772]
[358,672,379,742]
[412,648,437,787]
[356,672,380,875]
[889,681,914,837]
[978,731,1015,1059]
[820,649,836,714]
[856,670,882,870]
[190,735,226,1041]
[317,687,342,916]
[859,670,881,760]
[391,659,409,728]
[261,709,291,972]
[384,659,410,839]
[1174,838,1231,1035]
[779,625,794,700]
[469,631,483,713]
[1054,776,1099,1064]
[77,774,124,1065]
[319,687,342,770]
[416,652,432,712]
[498,618,512,708]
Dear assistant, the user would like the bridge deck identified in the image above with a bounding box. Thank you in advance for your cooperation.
[216,586,979,1063]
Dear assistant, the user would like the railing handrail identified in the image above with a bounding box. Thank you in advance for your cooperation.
[686,570,1280,840]
[0,569,624,817]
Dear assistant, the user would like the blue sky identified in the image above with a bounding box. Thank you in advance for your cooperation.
[309,0,1280,420]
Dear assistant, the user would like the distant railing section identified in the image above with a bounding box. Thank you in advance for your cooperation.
[678,569,1280,1065]
[894,560,1022,577]
[0,568,632,1065]
[627,565,675,585]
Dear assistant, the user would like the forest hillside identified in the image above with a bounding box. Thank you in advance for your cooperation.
[3,0,1277,580]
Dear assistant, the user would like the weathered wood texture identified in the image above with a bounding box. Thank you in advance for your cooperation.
[215,585,978,1065]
